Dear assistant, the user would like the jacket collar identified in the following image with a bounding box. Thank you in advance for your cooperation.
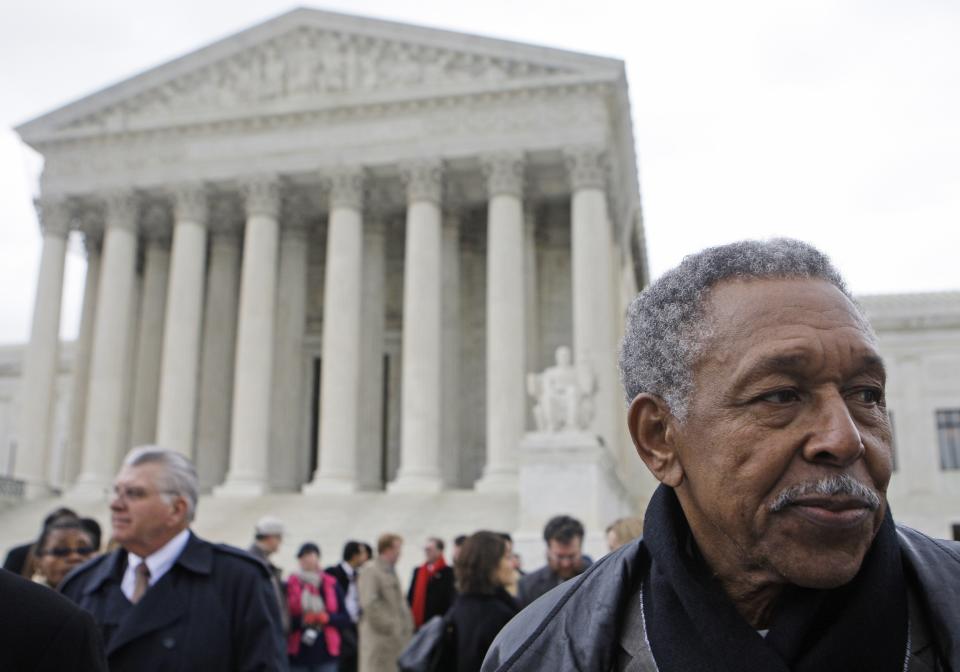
[497,526,960,671]
[897,526,960,665]
[82,530,211,595]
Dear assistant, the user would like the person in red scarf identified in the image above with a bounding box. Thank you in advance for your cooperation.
[406,537,456,630]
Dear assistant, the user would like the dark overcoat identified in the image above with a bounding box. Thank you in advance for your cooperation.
[0,568,108,671]
[406,564,456,624]
[60,531,286,672]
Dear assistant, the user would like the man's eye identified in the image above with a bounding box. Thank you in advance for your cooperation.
[850,388,883,404]
[758,389,800,404]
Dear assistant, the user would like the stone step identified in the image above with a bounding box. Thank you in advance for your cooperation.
[0,490,520,580]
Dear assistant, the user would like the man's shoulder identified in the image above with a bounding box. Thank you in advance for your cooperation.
[1,568,88,618]
[0,570,107,671]
[897,525,960,592]
[484,540,648,671]
[60,551,119,597]
[518,565,554,588]
[207,540,274,578]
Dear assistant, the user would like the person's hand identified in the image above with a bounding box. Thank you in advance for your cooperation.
[305,612,330,626]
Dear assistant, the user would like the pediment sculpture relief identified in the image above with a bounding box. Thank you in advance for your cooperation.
[65,27,574,131]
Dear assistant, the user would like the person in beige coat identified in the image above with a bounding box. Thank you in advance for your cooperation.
[358,533,414,672]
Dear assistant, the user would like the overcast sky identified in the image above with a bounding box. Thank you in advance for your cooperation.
[1,0,958,345]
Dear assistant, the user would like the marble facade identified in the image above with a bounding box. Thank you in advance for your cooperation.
[11,9,649,502]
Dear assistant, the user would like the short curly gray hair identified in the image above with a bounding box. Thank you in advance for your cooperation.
[618,238,869,421]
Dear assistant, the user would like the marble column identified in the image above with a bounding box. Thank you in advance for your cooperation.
[156,186,208,455]
[524,203,540,375]
[64,227,102,487]
[73,192,140,495]
[357,199,388,490]
[119,261,144,463]
[566,147,618,448]
[270,191,310,491]
[440,203,462,488]
[16,198,71,496]
[389,160,444,493]
[476,153,526,492]
[129,205,171,446]
[305,168,366,494]
[195,200,242,492]
[216,177,280,496]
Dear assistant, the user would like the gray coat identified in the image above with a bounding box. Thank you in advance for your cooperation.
[482,526,960,671]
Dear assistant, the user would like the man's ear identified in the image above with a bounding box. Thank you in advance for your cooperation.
[627,393,684,487]
[169,495,189,525]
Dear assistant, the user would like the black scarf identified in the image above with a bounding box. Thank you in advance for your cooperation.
[642,484,908,672]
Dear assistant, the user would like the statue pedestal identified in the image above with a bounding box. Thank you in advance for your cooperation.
[512,431,633,568]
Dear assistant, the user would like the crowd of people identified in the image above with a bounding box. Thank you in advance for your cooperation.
[1,445,642,672]
[6,238,958,671]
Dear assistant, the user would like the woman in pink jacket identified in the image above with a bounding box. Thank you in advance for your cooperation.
[287,543,351,672]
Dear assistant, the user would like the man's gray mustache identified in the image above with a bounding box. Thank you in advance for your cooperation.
[769,474,881,513]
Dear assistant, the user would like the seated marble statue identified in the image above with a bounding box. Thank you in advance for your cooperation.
[527,346,595,432]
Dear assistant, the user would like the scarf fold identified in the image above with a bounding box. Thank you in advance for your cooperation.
[411,556,447,628]
[641,484,907,672]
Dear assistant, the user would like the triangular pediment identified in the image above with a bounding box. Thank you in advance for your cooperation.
[18,7,622,143]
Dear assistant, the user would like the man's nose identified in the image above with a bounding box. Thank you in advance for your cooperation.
[802,391,865,466]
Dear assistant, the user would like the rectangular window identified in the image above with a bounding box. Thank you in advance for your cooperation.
[937,409,960,470]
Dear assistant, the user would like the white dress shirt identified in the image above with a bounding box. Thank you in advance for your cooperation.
[340,560,361,623]
[121,528,191,602]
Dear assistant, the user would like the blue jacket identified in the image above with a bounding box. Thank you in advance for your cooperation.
[60,531,287,672]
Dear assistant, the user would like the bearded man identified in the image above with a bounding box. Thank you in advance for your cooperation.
[483,239,960,671]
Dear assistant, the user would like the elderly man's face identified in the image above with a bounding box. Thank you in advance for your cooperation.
[659,278,893,590]
[110,463,189,558]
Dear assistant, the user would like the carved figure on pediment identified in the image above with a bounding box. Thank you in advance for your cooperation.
[527,346,596,433]
[262,46,287,99]
[286,30,316,95]
[317,35,348,92]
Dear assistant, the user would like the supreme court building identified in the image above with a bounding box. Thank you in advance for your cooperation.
[10,8,649,505]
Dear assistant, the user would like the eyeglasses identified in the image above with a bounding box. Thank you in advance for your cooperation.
[107,485,178,502]
[40,546,96,558]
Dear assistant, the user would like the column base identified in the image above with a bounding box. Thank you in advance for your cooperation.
[213,477,269,497]
[387,472,444,494]
[474,469,518,493]
[302,474,359,495]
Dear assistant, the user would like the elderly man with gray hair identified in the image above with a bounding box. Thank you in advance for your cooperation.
[60,446,286,671]
[484,239,960,671]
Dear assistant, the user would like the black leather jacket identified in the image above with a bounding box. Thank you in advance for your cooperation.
[482,526,960,671]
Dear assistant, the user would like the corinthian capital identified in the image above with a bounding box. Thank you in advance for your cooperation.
[401,159,444,205]
[482,152,526,198]
[242,176,281,219]
[564,146,608,191]
[34,197,73,238]
[327,167,366,211]
[102,190,140,233]
[172,183,209,224]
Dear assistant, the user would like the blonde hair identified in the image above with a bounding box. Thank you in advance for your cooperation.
[606,517,644,548]
[377,533,403,555]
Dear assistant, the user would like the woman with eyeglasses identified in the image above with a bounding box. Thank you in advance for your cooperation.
[33,520,98,589]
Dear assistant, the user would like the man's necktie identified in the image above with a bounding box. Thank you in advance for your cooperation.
[131,562,151,604]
